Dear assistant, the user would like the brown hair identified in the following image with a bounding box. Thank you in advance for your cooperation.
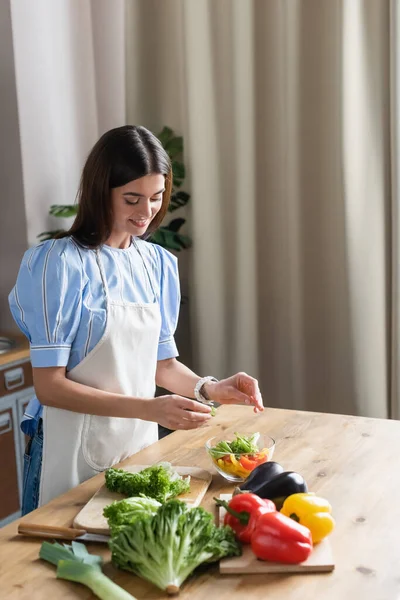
[57,125,172,247]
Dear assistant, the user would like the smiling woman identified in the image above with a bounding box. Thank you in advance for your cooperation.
[9,124,263,517]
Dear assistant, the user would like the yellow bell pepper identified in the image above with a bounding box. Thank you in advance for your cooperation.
[280,492,335,543]
[215,456,250,479]
[229,454,251,478]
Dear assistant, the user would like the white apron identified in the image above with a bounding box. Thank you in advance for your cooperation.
[39,242,161,506]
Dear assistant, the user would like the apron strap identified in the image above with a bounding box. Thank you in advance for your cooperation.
[132,238,159,302]
[95,249,110,302]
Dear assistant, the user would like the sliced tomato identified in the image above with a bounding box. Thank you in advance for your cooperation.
[255,449,269,466]
[239,455,259,471]
[255,454,269,466]
[240,449,270,471]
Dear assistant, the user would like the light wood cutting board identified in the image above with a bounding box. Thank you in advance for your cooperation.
[73,465,212,534]
[218,494,335,574]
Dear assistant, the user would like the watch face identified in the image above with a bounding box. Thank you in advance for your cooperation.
[198,384,206,400]
[195,377,218,404]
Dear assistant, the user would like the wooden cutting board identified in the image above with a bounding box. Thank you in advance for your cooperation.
[73,465,212,534]
[218,494,335,574]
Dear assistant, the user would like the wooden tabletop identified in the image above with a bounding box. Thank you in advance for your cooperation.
[0,332,29,367]
[0,405,399,600]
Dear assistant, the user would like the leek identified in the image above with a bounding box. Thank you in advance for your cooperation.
[57,560,135,600]
[39,541,137,600]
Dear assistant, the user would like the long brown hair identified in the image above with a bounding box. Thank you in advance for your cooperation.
[57,125,172,247]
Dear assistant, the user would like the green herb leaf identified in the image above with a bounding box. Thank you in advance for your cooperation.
[209,433,260,458]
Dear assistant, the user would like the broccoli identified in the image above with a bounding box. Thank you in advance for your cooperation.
[104,463,190,503]
[103,497,161,535]
[109,499,241,594]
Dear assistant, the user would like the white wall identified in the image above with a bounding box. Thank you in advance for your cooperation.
[9,0,126,246]
[0,0,27,333]
[10,0,98,246]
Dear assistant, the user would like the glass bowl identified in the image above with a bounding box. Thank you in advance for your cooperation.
[205,432,276,483]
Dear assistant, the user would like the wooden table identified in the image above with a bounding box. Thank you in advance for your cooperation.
[0,405,399,600]
[0,332,29,367]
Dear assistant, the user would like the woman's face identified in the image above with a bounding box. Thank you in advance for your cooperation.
[110,173,165,238]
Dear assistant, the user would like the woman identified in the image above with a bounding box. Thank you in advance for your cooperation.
[9,125,263,516]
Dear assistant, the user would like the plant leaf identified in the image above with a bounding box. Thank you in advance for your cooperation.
[172,160,185,186]
[157,126,174,147]
[49,204,78,218]
[165,218,186,233]
[169,191,190,212]
[165,136,183,159]
[150,227,192,251]
[37,230,65,242]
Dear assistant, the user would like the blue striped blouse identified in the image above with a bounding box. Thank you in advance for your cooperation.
[9,236,181,435]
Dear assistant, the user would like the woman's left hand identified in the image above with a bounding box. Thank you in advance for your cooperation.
[204,372,264,413]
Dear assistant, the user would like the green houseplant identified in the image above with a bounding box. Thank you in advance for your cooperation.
[38,126,192,251]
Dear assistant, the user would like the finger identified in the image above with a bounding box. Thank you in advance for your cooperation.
[177,397,212,413]
[182,410,212,423]
[238,375,264,411]
[239,374,260,397]
[226,390,254,405]
[252,392,264,411]
[222,389,264,411]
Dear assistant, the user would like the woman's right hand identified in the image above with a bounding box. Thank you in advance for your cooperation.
[151,395,212,430]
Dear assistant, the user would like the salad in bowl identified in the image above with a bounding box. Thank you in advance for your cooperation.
[205,432,275,482]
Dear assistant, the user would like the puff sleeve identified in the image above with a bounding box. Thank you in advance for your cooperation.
[9,239,87,367]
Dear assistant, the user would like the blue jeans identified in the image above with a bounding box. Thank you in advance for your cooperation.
[21,419,43,516]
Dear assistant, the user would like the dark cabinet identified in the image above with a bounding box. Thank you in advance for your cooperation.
[0,407,20,521]
[0,358,34,526]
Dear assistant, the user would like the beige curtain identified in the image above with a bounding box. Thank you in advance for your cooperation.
[126,0,393,418]
[391,0,400,420]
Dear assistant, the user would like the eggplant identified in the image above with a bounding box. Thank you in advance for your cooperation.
[239,461,284,493]
[254,471,307,505]
[239,462,308,511]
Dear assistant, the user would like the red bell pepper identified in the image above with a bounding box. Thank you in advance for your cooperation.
[251,510,313,563]
[215,493,275,543]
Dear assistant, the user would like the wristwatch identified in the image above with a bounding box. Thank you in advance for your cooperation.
[194,376,219,405]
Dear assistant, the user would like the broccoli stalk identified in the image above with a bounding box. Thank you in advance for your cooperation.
[109,500,241,594]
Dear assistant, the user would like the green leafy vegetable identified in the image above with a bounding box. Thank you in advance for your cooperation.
[105,462,190,503]
[104,496,161,534]
[209,432,260,459]
[109,499,241,594]
[210,406,217,417]
[39,541,136,600]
